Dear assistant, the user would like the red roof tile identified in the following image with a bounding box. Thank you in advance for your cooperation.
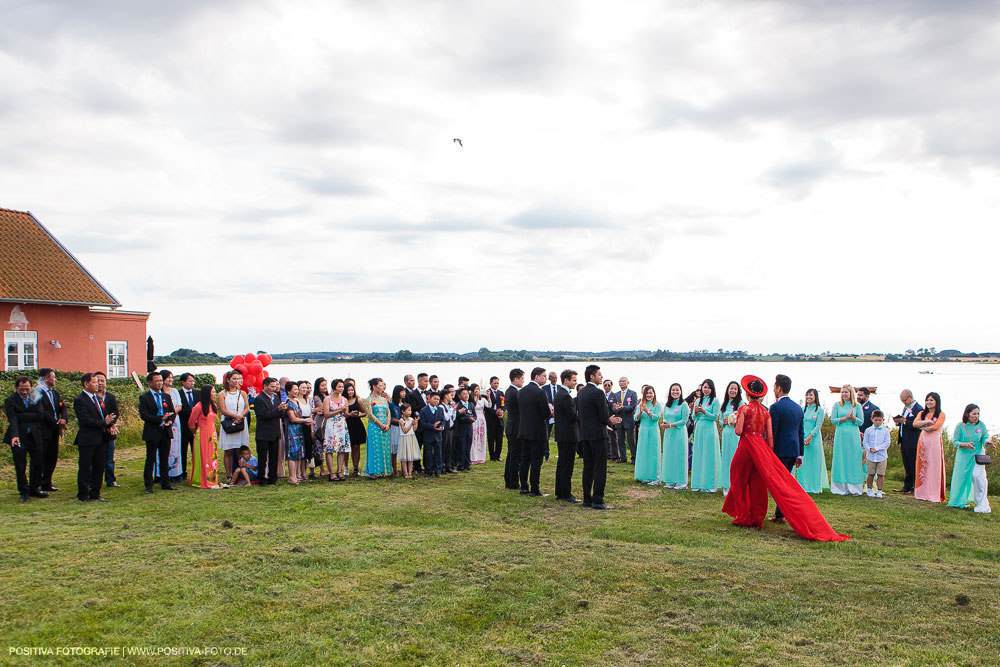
[0,208,119,307]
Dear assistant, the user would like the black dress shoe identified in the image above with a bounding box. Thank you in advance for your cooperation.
[90,496,109,502]
[519,489,529,495]
[28,489,49,498]
[161,484,178,491]
[582,502,592,508]
[559,496,583,503]
[768,517,786,524]
[529,491,543,497]
[19,494,29,502]
[145,487,154,494]
[591,503,614,510]
[107,481,120,488]
[43,486,59,492]
[78,497,93,503]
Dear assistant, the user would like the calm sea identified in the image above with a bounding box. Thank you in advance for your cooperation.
[167,361,999,432]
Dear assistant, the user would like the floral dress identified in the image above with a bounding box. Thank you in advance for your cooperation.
[323,396,351,454]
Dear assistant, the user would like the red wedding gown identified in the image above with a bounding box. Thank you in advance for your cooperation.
[722,402,849,542]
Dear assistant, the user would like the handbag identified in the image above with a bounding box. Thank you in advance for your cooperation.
[222,392,245,434]
[963,424,991,465]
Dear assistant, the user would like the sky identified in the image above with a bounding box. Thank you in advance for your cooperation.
[3,0,1000,355]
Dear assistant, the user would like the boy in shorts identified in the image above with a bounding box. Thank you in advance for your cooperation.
[863,410,890,498]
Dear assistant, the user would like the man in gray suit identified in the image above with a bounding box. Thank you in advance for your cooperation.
[612,377,638,464]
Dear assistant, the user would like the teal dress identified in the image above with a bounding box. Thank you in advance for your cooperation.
[660,401,690,487]
[691,397,721,492]
[364,397,392,476]
[947,422,989,508]
[633,402,663,482]
[830,401,865,495]
[719,400,743,491]
[795,404,830,493]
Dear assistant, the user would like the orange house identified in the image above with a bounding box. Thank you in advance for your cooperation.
[0,208,149,377]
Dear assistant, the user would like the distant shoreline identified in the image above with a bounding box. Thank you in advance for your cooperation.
[158,357,1000,367]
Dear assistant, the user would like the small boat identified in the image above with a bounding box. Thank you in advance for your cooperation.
[829,385,877,394]
[918,370,933,375]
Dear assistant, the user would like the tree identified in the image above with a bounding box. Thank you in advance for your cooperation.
[394,349,414,362]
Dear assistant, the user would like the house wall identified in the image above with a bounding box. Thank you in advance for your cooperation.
[2,302,148,376]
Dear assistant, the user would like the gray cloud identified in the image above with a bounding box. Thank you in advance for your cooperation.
[505,208,608,230]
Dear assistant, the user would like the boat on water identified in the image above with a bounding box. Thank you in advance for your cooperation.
[829,385,877,394]
[918,370,934,375]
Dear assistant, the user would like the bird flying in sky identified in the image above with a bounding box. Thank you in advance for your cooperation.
[453,138,463,147]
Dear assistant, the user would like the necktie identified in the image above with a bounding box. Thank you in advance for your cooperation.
[47,388,56,417]
[93,394,103,417]
[154,392,162,416]
[23,396,29,409]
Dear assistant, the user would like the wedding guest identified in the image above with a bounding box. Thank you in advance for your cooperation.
[389,385,407,478]
[659,383,690,489]
[892,389,922,494]
[344,383,366,477]
[457,376,470,389]
[187,384,221,489]
[311,378,329,479]
[612,377,638,464]
[406,373,429,473]
[77,373,115,502]
[139,371,176,494]
[217,370,249,478]
[719,381,743,495]
[830,385,865,496]
[322,379,350,481]
[429,375,440,394]
[454,386,476,471]
[691,379,721,493]
[231,445,257,486]
[857,387,880,439]
[253,377,284,486]
[913,392,946,503]
[35,368,67,493]
[603,379,616,460]
[470,384,488,465]
[553,369,581,502]
[440,385,457,474]
[397,404,420,479]
[155,369,184,482]
[633,386,662,484]
[795,388,829,493]
[518,367,550,496]
[503,369,524,489]
[298,381,315,478]
[862,410,891,498]
[4,376,45,502]
[420,392,445,477]
[177,372,198,481]
[578,365,621,509]
[544,371,558,460]
[94,372,120,489]
[484,376,504,462]
[283,381,307,485]
[363,378,392,478]
[947,404,992,513]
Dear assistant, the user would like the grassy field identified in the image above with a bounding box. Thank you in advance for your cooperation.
[1,442,998,666]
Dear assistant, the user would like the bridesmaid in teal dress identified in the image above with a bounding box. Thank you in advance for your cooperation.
[795,388,829,493]
[691,379,721,492]
[363,378,392,478]
[719,381,743,495]
[830,385,864,496]
[633,386,663,483]
[659,383,690,489]
[947,404,991,513]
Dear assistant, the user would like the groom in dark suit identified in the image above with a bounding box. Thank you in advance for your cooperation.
[769,374,804,523]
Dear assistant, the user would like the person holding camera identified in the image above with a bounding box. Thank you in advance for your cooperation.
[139,371,176,494]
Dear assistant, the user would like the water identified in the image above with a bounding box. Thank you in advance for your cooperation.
[166,361,1000,431]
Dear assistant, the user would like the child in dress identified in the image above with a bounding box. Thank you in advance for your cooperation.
[231,445,258,486]
[863,411,890,498]
[397,404,421,479]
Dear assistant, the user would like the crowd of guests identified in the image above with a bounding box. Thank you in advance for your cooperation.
[2,366,994,515]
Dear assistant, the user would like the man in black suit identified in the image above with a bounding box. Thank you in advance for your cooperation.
[612,377,638,464]
[75,372,115,501]
[94,372,120,488]
[177,372,198,481]
[518,367,551,496]
[254,377,284,485]
[484,376,505,462]
[578,365,621,509]
[553,369,581,503]
[405,373,429,473]
[138,371,177,494]
[4,376,47,502]
[856,387,880,439]
[892,389,923,494]
[35,368,67,492]
[502,368,524,490]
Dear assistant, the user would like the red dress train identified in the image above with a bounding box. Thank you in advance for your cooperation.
[722,402,849,542]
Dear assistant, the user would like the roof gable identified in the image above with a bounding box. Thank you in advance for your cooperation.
[0,208,120,307]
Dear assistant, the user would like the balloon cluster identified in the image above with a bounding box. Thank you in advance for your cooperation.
[229,352,273,393]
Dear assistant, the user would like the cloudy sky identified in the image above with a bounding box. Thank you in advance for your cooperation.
[3,0,999,355]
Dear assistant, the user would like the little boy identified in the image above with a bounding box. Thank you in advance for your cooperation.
[863,410,891,497]
[231,445,258,486]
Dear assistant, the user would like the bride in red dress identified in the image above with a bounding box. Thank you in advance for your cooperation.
[722,375,849,542]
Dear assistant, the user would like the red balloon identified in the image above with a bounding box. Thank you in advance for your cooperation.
[236,363,249,375]
[244,352,257,364]
[230,355,242,370]
[250,360,263,374]
[260,353,272,366]
[244,373,257,388]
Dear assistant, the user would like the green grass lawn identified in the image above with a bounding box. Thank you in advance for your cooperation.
[1,446,998,666]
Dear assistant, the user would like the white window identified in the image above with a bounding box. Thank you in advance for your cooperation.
[107,341,127,378]
[5,330,38,371]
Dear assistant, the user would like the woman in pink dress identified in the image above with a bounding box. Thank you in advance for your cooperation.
[914,391,946,503]
[187,385,221,489]
[470,384,488,464]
